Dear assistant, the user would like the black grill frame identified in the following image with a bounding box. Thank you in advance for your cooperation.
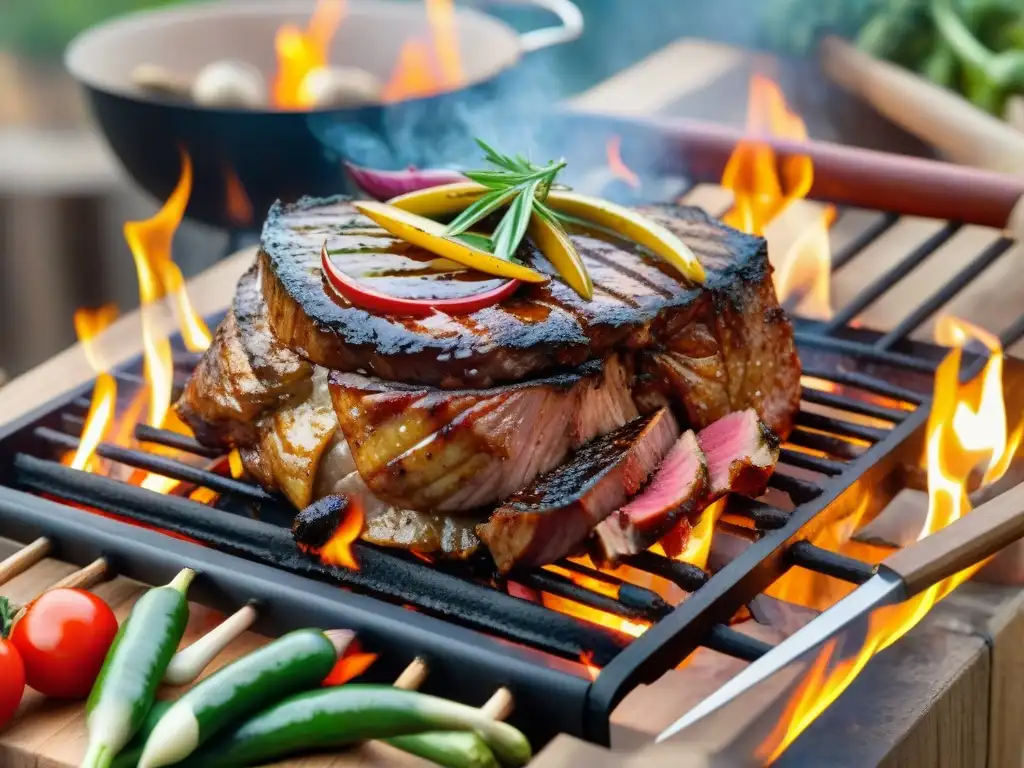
[2,145,1022,747]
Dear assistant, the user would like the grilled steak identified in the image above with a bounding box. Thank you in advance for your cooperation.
[478,408,680,573]
[259,197,800,436]
[177,264,312,448]
[699,409,780,500]
[327,357,637,512]
[593,430,707,563]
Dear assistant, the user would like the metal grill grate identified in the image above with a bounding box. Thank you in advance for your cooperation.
[1,181,1022,745]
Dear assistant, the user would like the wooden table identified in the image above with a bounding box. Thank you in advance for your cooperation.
[3,38,1024,768]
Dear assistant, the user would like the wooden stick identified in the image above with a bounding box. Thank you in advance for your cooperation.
[391,657,516,720]
[393,657,430,691]
[819,36,1024,173]
[12,557,109,622]
[0,537,51,585]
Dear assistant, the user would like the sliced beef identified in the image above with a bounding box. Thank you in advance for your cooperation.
[593,430,707,563]
[327,357,638,512]
[478,408,680,573]
[176,264,312,448]
[259,197,800,436]
[698,408,780,500]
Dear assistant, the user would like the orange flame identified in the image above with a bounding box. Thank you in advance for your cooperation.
[722,74,833,319]
[324,649,379,686]
[319,497,365,570]
[579,650,601,681]
[606,136,640,189]
[224,165,254,229]
[384,0,463,102]
[123,150,210,429]
[68,305,120,472]
[273,0,346,109]
[761,316,1021,759]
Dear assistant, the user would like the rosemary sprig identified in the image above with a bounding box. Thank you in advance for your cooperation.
[445,139,567,262]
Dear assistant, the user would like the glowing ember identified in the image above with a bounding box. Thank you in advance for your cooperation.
[123,150,210,429]
[721,74,833,318]
[68,305,120,472]
[579,650,601,680]
[324,648,379,685]
[319,497,365,570]
[606,136,640,189]
[228,449,245,479]
[760,315,1021,759]
[384,0,463,102]
[273,0,346,109]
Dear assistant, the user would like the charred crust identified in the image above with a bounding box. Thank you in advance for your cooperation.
[758,420,782,452]
[292,494,348,548]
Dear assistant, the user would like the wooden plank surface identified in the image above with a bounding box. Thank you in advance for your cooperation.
[0,536,429,768]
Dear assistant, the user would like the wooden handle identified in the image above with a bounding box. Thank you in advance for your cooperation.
[882,482,1024,595]
[819,36,1024,173]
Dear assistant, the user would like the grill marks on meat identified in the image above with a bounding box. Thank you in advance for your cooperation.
[327,357,638,512]
[593,430,708,563]
[259,197,800,437]
[479,408,680,573]
[176,264,312,448]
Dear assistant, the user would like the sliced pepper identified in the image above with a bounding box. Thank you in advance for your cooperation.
[353,201,547,284]
[322,243,521,317]
[527,207,593,300]
[387,183,707,286]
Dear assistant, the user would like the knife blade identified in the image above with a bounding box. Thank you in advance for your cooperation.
[657,480,1024,748]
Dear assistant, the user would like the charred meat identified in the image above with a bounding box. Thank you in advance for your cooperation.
[593,430,707,563]
[478,408,680,573]
[176,194,799,570]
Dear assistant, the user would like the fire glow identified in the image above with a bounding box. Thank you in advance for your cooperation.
[273,0,346,109]
[67,305,120,472]
[759,316,1023,760]
[722,74,833,321]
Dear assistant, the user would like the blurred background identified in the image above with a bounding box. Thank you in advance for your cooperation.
[1,0,1021,380]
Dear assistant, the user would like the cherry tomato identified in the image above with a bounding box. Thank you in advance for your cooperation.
[0,638,25,727]
[10,589,118,699]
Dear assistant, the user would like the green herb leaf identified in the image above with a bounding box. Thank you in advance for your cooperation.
[492,179,539,261]
[0,596,16,638]
[445,186,520,236]
[454,232,494,252]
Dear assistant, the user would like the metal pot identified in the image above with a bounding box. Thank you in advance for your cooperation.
[66,0,583,228]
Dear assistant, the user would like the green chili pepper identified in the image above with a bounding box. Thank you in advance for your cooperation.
[387,731,500,768]
[82,568,195,768]
[181,685,532,768]
[138,628,352,768]
[110,701,173,768]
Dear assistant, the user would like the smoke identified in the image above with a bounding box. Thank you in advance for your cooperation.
[306,0,767,175]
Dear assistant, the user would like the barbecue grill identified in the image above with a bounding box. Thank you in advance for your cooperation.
[1,113,1021,755]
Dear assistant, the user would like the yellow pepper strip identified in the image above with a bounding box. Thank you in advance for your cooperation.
[543,191,705,284]
[353,201,548,284]
[388,183,706,286]
[387,182,488,218]
[527,210,593,300]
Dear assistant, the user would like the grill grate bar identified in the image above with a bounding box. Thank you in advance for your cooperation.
[728,497,790,529]
[800,387,908,423]
[34,425,81,452]
[874,237,1015,350]
[767,472,823,503]
[11,453,629,665]
[520,571,668,623]
[787,541,876,584]
[824,221,962,333]
[620,552,709,591]
[794,331,937,373]
[799,365,927,405]
[795,411,889,443]
[1000,312,1024,348]
[134,424,225,459]
[830,212,899,272]
[703,624,773,662]
[94,442,272,502]
[786,428,864,460]
[60,412,86,435]
[779,449,845,476]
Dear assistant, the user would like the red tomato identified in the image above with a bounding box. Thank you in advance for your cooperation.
[10,589,118,699]
[0,638,25,727]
